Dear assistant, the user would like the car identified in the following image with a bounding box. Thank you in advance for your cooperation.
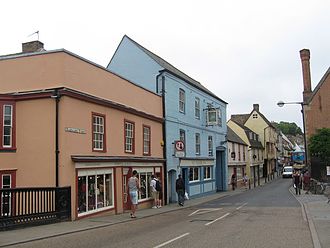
[282,166,293,178]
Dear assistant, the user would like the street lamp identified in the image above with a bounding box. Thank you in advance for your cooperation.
[277,101,308,170]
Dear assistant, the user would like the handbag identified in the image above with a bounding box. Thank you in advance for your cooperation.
[184,191,189,200]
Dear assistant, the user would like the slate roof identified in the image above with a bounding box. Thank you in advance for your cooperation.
[114,35,227,104]
[227,126,248,145]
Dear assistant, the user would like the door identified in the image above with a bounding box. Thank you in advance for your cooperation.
[1,174,11,216]
[216,151,225,191]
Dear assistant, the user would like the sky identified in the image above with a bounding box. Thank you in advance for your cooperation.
[1,0,330,130]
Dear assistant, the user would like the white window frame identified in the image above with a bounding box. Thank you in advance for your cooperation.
[3,105,13,148]
[195,133,201,155]
[179,89,185,113]
[92,114,105,151]
[125,121,134,153]
[208,136,213,156]
[203,166,212,180]
[195,97,200,119]
[189,167,200,182]
[143,126,151,155]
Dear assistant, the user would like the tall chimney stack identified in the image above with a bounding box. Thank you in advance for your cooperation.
[253,104,259,112]
[300,49,312,103]
[22,40,44,53]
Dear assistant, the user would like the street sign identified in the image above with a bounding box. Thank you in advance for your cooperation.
[175,140,185,151]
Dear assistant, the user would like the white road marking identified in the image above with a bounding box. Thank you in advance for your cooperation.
[153,233,190,248]
[189,208,222,216]
[205,213,230,226]
[236,202,248,210]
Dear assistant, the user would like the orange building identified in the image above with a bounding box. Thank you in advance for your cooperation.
[0,41,164,220]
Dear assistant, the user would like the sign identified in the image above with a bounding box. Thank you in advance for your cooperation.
[65,127,86,134]
[175,141,185,151]
[174,140,185,158]
[327,166,330,176]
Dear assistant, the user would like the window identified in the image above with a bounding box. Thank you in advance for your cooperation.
[243,147,246,161]
[125,121,135,153]
[253,113,258,119]
[143,125,151,155]
[77,169,114,216]
[1,103,15,150]
[179,129,185,143]
[195,97,200,119]
[136,170,152,200]
[238,144,241,161]
[203,166,212,180]
[92,113,105,152]
[189,167,200,182]
[179,89,185,113]
[195,133,200,155]
[208,136,213,156]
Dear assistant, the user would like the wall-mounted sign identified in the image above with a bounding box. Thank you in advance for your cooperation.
[65,127,86,134]
[174,140,185,158]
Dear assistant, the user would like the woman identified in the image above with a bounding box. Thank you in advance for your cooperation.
[128,170,140,218]
[231,173,237,190]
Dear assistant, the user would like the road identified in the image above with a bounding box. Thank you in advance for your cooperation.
[10,178,313,248]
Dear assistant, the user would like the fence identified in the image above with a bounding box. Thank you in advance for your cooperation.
[0,187,71,230]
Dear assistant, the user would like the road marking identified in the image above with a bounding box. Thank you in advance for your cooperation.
[205,213,230,226]
[236,202,248,210]
[153,233,190,248]
[189,208,222,216]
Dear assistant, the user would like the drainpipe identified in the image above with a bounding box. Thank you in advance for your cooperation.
[156,72,167,205]
[52,90,61,187]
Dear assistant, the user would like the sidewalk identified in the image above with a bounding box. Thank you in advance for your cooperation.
[290,188,330,248]
[1,181,329,248]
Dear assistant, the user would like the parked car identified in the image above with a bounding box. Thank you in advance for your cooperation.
[282,166,293,178]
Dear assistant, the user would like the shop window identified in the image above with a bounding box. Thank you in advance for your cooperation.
[137,170,152,200]
[77,170,113,216]
[189,167,200,182]
[203,166,212,180]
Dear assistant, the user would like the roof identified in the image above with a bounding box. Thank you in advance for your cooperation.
[231,109,276,129]
[112,35,227,104]
[308,67,330,104]
[227,126,248,146]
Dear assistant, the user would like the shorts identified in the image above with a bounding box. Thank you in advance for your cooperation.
[152,191,159,200]
[130,191,138,205]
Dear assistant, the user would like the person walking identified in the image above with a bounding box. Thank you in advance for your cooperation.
[243,173,248,189]
[128,170,140,218]
[176,174,185,206]
[150,175,160,208]
[231,173,237,190]
[293,171,302,195]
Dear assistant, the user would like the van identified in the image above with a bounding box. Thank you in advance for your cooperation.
[282,166,293,178]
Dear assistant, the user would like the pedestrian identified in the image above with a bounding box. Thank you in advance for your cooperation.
[176,174,185,206]
[231,173,237,190]
[293,171,302,195]
[150,175,160,208]
[128,170,140,218]
[243,173,248,189]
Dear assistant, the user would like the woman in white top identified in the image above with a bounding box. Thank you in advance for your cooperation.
[128,170,140,218]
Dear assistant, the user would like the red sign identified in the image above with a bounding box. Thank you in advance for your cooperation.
[175,141,185,151]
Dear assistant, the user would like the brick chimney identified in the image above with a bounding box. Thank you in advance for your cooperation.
[22,40,44,53]
[300,49,312,103]
[253,104,259,112]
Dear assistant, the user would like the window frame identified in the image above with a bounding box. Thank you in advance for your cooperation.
[208,135,213,156]
[0,102,16,151]
[124,120,135,154]
[195,133,201,155]
[203,166,212,180]
[92,112,106,152]
[142,125,151,156]
[195,97,200,119]
[179,89,185,113]
[189,167,200,182]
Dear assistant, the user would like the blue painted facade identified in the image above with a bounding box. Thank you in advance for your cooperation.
[108,36,228,203]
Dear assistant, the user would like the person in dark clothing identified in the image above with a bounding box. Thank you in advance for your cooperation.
[231,173,237,191]
[293,171,302,195]
[176,174,185,206]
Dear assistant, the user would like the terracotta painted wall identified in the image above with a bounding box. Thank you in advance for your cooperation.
[0,52,162,118]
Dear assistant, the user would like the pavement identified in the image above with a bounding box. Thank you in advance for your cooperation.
[0,179,329,248]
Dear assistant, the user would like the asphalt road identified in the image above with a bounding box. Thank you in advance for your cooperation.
[11,178,313,248]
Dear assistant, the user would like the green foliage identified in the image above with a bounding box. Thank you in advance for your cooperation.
[309,128,330,165]
[273,121,303,135]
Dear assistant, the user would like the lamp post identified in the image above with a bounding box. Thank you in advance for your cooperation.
[277,101,308,170]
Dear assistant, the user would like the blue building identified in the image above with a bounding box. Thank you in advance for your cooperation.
[107,35,228,203]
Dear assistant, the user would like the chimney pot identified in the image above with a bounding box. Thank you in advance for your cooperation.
[22,40,44,53]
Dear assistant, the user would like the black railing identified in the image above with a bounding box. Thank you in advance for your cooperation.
[0,187,71,230]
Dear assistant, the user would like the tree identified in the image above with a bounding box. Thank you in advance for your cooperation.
[309,128,330,166]
[273,121,303,136]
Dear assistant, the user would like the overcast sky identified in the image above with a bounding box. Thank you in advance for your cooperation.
[1,0,330,130]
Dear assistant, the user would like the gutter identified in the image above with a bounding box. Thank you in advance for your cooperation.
[52,90,61,187]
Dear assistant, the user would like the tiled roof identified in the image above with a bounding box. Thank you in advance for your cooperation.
[227,126,248,145]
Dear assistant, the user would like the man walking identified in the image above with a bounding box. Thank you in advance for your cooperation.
[150,175,160,208]
[176,174,185,206]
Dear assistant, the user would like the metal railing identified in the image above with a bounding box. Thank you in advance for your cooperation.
[0,187,71,230]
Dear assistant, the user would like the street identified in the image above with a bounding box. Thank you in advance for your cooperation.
[10,179,313,248]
